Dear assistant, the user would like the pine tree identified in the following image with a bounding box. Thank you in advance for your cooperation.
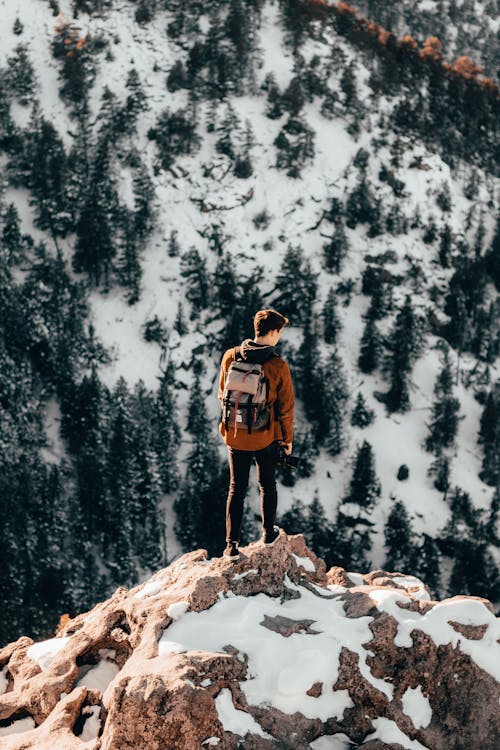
[212,253,238,318]
[322,287,341,344]
[174,302,188,336]
[153,362,180,493]
[428,454,451,495]
[28,116,71,239]
[381,295,424,413]
[424,345,461,454]
[13,17,23,35]
[116,208,142,304]
[478,386,499,487]
[351,392,375,428]
[234,119,255,178]
[295,319,324,439]
[472,301,499,363]
[273,244,317,323]
[215,101,241,160]
[264,72,283,119]
[414,534,441,598]
[104,378,138,586]
[333,503,375,571]
[180,246,210,319]
[279,498,308,536]
[384,498,416,572]
[358,316,382,373]
[322,221,349,274]
[438,224,453,268]
[345,440,381,509]
[2,203,24,265]
[7,44,36,104]
[168,229,180,257]
[174,366,222,552]
[321,349,349,457]
[304,491,333,566]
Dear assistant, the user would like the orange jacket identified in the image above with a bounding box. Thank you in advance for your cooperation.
[218,341,295,451]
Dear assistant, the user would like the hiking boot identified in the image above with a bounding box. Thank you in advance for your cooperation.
[223,541,240,560]
[262,525,281,547]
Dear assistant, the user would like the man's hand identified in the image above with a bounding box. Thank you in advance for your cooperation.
[282,442,293,455]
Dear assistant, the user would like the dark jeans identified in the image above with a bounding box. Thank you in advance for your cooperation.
[226,441,280,543]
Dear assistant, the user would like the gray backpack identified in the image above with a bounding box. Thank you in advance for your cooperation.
[221,347,273,435]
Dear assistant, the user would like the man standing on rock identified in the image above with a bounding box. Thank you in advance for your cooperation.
[218,309,295,560]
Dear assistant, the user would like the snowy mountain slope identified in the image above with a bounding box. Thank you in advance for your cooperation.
[0,0,498,621]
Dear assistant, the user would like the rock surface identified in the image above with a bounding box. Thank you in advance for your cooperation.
[0,533,498,749]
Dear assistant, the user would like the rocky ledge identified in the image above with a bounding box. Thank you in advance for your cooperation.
[0,533,498,750]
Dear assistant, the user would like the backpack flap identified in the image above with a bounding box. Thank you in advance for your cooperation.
[225,362,262,395]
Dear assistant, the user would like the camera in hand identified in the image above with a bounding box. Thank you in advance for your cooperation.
[277,445,300,469]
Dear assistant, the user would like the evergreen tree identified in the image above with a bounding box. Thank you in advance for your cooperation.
[351,392,375,428]
[321,348,349,457]
[180,246,210,319]
[322,287,341,344]
[428,454,451,495]
[345,440,381,509]
[333,502,375,571]
[104,378,137,586]
[295,319,324,439]
[478,386,499,487]
[2,203,24,265]
[380,295,424,413]
[273,244,317,324]
[7,44,36,104]
[116,208,142,304]
[212,253,238,318]
[215,101,240,160]
[149,106,201,171]
[28,116,71,239]
[322,221,349,274]
[153,362,181,494]
[424,345,462,454]
[438,224,453,268]
[358,316,382,373]
[174,302,188,336]
[276,116,316,178]
[168,229,180,257]
[132,158,156,240]
[264,72,283,119]
[234,118,255,179]
[174,365,223,553]
[413,534,441,598]
[345,177,377,229]
[13,17,24,35]
[304,491,334,566]
[471,301,499,363]
[279,498,308,536]
[384,497,416,572]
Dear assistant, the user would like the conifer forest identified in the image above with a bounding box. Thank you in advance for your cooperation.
[0,0,498,645]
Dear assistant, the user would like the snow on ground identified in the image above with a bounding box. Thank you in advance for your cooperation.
[26,635,70,670]
[161,575,390,722]
[369,589,500,682]
[368,717,429,750]
[75,654,120,692]
[215,688,273,739]
[401,685,432,730]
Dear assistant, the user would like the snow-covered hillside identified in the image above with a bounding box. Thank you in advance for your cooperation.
[0,0,498,644]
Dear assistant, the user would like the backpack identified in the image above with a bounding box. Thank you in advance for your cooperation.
[221,347,273,436]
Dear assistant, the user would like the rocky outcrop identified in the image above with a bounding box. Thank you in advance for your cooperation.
[0,533,498,749]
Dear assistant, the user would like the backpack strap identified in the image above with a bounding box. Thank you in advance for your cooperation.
[233,346,243,362]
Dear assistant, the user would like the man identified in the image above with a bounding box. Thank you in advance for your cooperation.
[217,309,295,560]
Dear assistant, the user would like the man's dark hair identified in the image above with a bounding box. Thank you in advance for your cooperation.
[254,309,290,337]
